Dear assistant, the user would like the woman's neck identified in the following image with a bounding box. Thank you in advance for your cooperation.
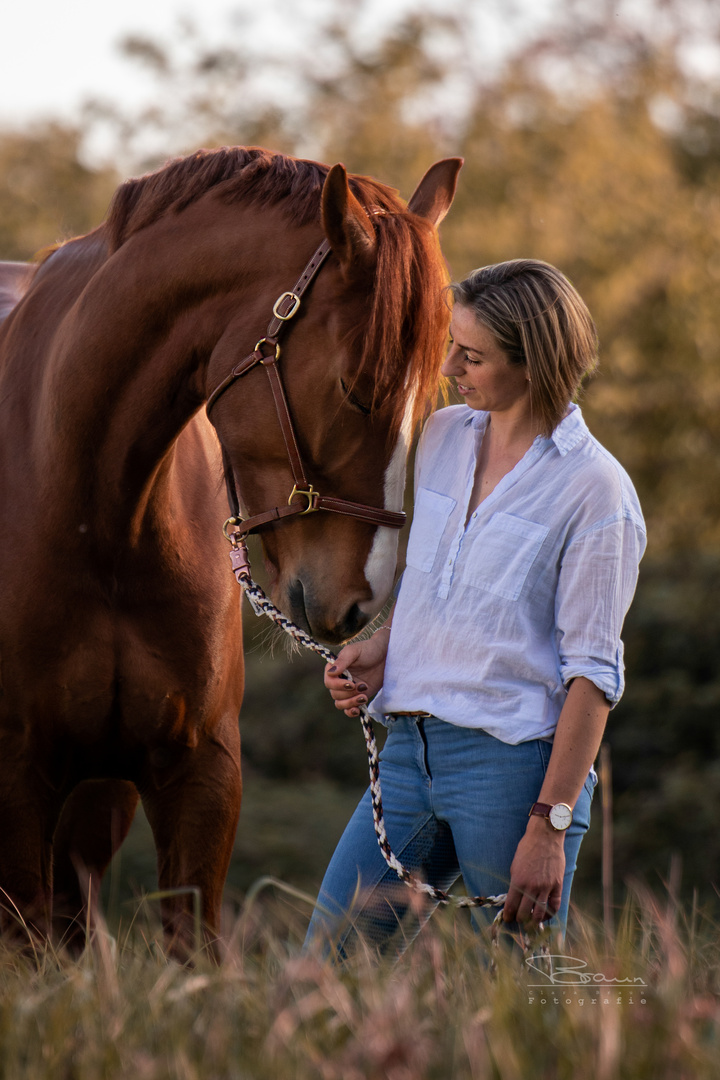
[466,411,542,520]
[484,406,542,456]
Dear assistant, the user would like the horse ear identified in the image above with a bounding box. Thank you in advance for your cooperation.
[322,164,376,273]
[407,158,464,227]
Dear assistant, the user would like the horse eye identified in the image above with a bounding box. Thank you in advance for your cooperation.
[340,378,372,416]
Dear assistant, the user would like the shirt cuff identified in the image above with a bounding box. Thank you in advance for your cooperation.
[560,661,624,707]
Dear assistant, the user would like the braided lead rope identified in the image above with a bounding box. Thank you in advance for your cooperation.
[230,542,548,954]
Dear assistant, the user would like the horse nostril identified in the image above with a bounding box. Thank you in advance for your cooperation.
[287,579,310,633]
[340,603,366,640]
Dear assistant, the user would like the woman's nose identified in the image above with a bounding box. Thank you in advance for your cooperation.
[441,344,463,377]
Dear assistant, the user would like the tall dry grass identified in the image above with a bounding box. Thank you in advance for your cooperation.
[0,884,718,1079]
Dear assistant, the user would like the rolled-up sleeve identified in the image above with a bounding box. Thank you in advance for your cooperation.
[555,511,647,705]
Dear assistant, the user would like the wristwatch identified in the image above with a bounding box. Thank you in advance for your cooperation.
[529,801,573,831]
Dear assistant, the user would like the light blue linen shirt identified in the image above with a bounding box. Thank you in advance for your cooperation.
[370,403,647,744]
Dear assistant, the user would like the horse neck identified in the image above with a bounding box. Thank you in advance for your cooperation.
[22,204,319,539]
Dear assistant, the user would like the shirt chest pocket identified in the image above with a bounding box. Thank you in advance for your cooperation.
[405,487,456,573]
[461,512,550,601]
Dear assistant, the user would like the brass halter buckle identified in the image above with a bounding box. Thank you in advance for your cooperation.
[288,484,319,514]
[272,292,301,321]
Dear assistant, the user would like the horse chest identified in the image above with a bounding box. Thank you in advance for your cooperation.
[3,607,222,746]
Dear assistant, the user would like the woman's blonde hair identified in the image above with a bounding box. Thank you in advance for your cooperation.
[450,259,598,436]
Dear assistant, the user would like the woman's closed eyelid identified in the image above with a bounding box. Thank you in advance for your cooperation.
[448,336,482,365]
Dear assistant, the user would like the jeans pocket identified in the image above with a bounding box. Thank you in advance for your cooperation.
[536,738,552,773]
[583,769,598,799]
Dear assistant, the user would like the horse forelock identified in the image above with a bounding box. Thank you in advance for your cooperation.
[346,210,451,438]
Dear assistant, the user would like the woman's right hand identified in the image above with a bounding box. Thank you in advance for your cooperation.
[324,629,390,717]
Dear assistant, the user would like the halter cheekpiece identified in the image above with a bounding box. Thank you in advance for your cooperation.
[206,238,407,544]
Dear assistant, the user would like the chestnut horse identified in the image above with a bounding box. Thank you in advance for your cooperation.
[0,147,460,952]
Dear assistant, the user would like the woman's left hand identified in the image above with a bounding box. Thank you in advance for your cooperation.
[502,819,566,925]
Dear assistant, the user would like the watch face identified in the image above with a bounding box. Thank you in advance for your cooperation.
[549,803,573,831]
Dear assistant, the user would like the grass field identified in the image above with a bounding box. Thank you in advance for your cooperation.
[3,612,717,1078]
[1,882,719,1079]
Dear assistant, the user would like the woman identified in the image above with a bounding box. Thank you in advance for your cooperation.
[305,259,646,958]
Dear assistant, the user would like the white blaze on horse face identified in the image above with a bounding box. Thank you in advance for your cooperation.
[359,399,415,617]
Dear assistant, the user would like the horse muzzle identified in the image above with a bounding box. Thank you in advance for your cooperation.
[285,577,369,645]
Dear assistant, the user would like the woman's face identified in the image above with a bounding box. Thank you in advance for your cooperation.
[441,304,530,417]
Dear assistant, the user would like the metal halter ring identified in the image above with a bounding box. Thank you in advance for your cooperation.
[254,338,281,360]
[223,516,247,542]
[288,484,319,514]
[272,292,301,321]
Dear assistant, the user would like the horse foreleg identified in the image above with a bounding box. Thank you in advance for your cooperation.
[52,778,140,951]
[0,766,61,946]
[141,722,242,960]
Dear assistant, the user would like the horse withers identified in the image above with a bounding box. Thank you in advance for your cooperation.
[0,147,460,955]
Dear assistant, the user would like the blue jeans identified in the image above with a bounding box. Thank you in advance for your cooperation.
[305,715,596,958]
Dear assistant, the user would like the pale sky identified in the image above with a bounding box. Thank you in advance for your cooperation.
[1,0,288,125]
[1,0,567,126]
[2,0,480,127]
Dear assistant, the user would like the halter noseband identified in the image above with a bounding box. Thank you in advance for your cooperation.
[206,239,406,543]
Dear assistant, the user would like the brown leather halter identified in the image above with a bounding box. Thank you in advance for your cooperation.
[205,239,407,543]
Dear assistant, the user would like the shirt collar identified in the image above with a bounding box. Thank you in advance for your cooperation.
[463,403,588,457]
[549,403,589,456]
[465,410,487,434]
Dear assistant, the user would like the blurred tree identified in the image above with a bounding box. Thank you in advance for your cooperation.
[82,16,295,173]
[0,123,117,260]
[288,6,467,193]
[81,0,469,189]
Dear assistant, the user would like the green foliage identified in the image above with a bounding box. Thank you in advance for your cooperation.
[605,556,720,897]
[0,123,117,260]
[240,627,384,787]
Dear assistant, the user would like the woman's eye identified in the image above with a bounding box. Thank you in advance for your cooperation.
[465,353,482,366]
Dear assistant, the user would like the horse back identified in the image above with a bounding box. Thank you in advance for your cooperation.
[0,262,34,325]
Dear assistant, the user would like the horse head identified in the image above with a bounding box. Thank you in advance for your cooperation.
[206,157,461,644]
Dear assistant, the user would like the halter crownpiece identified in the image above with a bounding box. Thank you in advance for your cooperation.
[207,238,406,541]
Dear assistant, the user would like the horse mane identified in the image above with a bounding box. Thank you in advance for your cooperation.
[106,146,450,433]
